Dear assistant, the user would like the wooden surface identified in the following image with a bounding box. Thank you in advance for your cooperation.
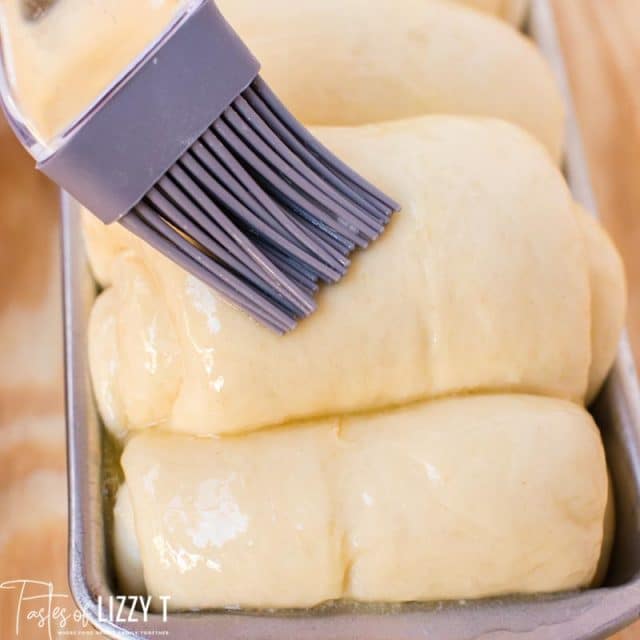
[552,1,640,637]
[553,0,640,369]
[0,1,638,638]
[0,118,84,636]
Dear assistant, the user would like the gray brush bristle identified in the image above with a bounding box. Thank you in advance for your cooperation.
[121,76,399,333]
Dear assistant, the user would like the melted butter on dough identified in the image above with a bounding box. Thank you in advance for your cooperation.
[89,254,182,435]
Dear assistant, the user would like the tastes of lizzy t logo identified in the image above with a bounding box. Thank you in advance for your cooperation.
[0,579,171,638]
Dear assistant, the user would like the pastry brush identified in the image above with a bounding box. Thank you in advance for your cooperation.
[0,0,399,332]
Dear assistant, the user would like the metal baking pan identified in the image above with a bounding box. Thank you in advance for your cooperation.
[62,0,640,637]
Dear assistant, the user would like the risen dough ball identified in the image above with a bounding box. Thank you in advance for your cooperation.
[89,255,182,434]
[575,206,627,404]
[82,213,139,288]
[117,394,609,609]
[217,0,563,160]
[88,117,592,437]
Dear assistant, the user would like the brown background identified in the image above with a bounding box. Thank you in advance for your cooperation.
[0,1,638,638]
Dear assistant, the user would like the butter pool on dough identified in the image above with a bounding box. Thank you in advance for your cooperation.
[117,394,609,609]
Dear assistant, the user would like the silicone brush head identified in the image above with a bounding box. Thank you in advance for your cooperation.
[123,78,397,333]
[3,0,399,333]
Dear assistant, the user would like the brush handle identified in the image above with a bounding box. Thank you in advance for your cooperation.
[38,0,259,224]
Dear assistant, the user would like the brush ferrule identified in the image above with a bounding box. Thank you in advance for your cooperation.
[37,0,259,224]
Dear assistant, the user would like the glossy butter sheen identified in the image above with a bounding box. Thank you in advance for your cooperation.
[119,394,609,609]
[576,205,627,404]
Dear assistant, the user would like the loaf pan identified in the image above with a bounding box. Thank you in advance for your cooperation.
[62,0,640,637]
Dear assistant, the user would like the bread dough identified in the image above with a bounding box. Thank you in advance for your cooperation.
[575,206,627,404]
[217,0,563,160]
[88,269,182,436]
[450,0,530,24]
[88,116,591,437]
[117,394,609,609]
[126,419,343,609]
[85,203,627,414]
